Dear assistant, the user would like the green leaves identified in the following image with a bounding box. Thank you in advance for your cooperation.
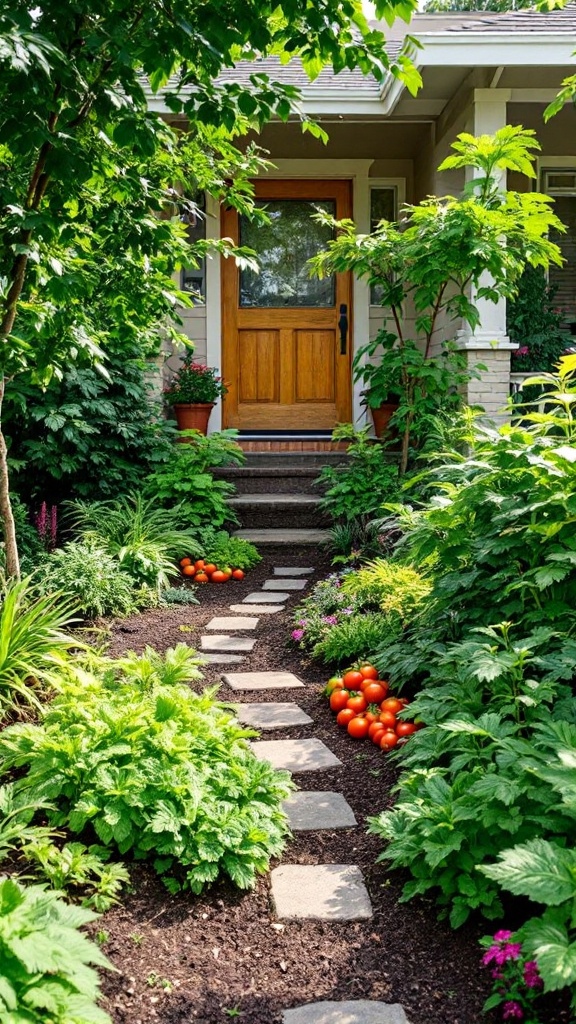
[480,839,576,905]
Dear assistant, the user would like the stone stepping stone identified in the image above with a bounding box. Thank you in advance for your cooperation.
[205,616,259,630]
[263,579,307,591]
[201,653,246,665]
[283,1002,411,1024]
[282,791,356,831]
[230,604,283,615]
[200,635,256,652]
[236,703,313,730]
[243,592,290,603]
[252,738,341,772]
[271,864,372,921]
[223,671,305,691]
[273,567,314,576]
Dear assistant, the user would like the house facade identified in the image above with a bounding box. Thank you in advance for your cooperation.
[153,6,576,436]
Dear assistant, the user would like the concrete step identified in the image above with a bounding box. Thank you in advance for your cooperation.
[213,465,324,495]
[243,451,349,468]
[227,492,326,530]
[233,528,330,545]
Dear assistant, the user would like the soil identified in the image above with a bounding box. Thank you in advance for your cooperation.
[95,548,571,1024]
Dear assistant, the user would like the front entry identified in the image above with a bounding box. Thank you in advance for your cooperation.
[221,179,353,430]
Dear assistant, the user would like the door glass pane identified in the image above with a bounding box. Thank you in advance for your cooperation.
[370,187,397,306]
[239,200,336,307]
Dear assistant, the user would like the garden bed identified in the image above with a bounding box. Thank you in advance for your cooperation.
[96,546,500,1024]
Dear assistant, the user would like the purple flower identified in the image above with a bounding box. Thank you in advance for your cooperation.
[322,615,338,625]
[298,619,308,626]
[342,607,354,615]
[482,941,522,967]
[291,629,304,642]
[513,346,530,358]
[523,961,543,990]
[494,930,514,942]
[502,1001,524,1020]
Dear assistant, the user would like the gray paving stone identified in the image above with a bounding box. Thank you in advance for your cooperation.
[273,567,314,576]
[263,579,308,591]
[205,616,259,630]
[283,1001,411,1024]
[233,529,330,545]
[229,604,284,615]
[200,635,256,652]
[282,791,356,831]
[236,703,313,730]
[271,864,372,921]
[201,653,246,665]
[243,592,290,603]
[252,738,341,772]
[223,671,305,691]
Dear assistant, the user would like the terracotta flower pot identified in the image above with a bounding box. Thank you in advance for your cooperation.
[370,402,399,439]
[173,402,215,435]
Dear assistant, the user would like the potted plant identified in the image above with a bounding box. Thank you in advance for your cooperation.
[163,360,228,434]
[352,331,403,438]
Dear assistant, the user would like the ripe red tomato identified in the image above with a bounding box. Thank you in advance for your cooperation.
[371,727,386,746]
[329,689,350,713]
[180,557,192,567]
[203,563,217,575]
[211,570,228,583]
[182,565,196,576]
[364,707,379,724]
[347,716,370,739]
[337,708,357,727]
[362,682,387,705]
[379,710,397,729]
[396,722,417,737]
[381,697,403,715]
[380,731,399,750]
[346,693,367,714]
[194,572,209,583]
[231,568,245,580]
[343,670,364,689]
[368,720,384,740]
[194,559,205,570]
[359,664,379,680]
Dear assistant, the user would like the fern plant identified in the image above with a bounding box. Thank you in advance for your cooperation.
[312,611,401,666]
[0,876,112,1023]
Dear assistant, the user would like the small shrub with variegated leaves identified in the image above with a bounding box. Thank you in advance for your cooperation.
[0,876,112,1024]
[0,644,293,894]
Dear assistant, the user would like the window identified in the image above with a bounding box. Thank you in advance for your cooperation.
[369,185,397,306]
[542,169,576,324]
[180,193,206,303]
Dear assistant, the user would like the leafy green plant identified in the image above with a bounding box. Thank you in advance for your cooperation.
[310,127,563,473]
[341,558,431,619]
[164,360,228,404]
[144,431,244,528]
[0,876,112,1023]
[39,542,137,619]
[317,424,399,522]
[508,265,572,374]
[311,612,401,666]
[0,782,58,861]
[22,839,129,912]
[0,578,79,718]
[161,586,199,606]
[66,492,200,592]
[0,644,292,893]
[200,530,261,571]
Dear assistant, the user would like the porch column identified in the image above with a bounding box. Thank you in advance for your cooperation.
[457,88,517,422]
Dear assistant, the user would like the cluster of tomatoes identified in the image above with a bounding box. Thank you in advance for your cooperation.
[179,557,245,584]
[325,664,421,750]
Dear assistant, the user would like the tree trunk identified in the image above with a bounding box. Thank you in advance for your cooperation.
[0,379,20,580]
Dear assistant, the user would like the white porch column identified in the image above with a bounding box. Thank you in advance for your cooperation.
[457,88,517,421]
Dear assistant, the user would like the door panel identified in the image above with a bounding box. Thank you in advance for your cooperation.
[222,179,352,430]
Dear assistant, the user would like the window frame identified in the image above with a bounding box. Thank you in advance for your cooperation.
[368,178,406,309]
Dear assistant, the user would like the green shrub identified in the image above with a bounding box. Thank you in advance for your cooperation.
[39,542,137,619]
[0,579,79,719]
[312,611,400,666]
[317,424,399,523]
[0,876,112,1024]
[66,492,200,592]
[144,430,244,529]
[21,839,130,912]
[200,530,261,571]
[161,586,199,605]
[341,559,431,619]
[0,644,292,894]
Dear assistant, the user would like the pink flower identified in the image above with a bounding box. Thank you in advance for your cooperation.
[502,1001,524,1020]
[523,961,543,990]
[513,346,530,358]
[291,629,304,642]
[494,930,514,942]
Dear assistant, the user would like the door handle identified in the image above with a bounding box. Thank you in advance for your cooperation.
[338,303,348,355]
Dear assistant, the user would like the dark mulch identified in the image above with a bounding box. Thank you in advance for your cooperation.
[96,548,570,1024]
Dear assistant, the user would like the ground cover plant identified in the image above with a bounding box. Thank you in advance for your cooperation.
[0,643,293,895]
[0,876,113,1024]
[38,541,138,619]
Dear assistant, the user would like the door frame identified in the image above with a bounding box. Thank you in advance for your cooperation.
[206,159,375,432]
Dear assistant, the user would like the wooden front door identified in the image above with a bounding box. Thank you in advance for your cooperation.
[221,179,352,430]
